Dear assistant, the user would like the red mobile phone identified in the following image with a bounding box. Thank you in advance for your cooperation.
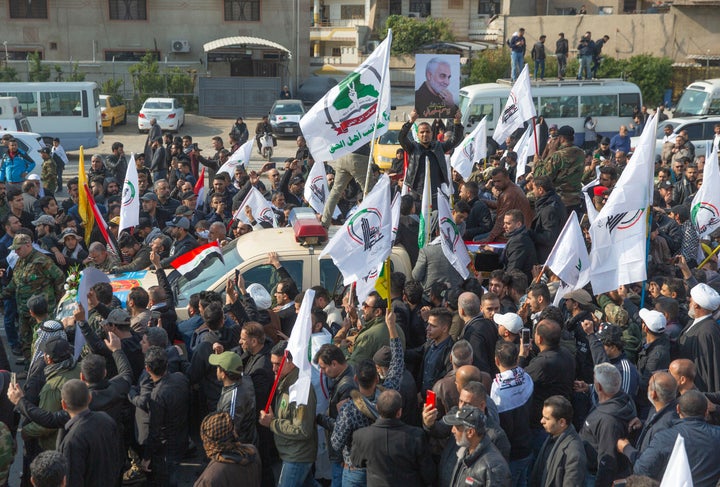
[425,390,436,409]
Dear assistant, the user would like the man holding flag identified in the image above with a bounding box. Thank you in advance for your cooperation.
[400,109,463,201]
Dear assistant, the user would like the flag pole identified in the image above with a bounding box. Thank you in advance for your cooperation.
[531,117,539,156]
[264,350,288,413]
[385,257,391,312]
[363,29,392,196]
[698,244,720,269]
[640,209,653,309]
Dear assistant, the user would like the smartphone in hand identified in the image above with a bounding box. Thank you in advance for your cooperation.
[425,390,436,409]
[521,328,531,347]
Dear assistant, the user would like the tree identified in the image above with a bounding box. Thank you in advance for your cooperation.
[380,15,454,55]
[0,65,18,82]
[27,52,50,82]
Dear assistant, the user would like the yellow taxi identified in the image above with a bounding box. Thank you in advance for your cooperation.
[100,94,127,131]
[372,121,404,171]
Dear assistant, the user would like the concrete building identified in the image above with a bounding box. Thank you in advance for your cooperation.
[1,0,311,116]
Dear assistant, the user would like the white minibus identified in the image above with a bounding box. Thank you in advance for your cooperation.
[674,78,720,118]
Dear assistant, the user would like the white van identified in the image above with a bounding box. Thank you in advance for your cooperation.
[674,79,720,118]
[0,97,32,132]
[0,130,44,178]
[458,79,642,146]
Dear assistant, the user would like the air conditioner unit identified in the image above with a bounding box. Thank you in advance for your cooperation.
[408,11,421,17]
[366,41,380,53]
[171,40,190,53]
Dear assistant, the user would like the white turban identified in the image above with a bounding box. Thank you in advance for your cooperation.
[690,283,720,311]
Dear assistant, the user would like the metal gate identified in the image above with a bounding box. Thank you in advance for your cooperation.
[198,77,281,118]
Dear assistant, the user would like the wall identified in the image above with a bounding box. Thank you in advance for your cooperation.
[0,0,311,84]
[505,7,719,61]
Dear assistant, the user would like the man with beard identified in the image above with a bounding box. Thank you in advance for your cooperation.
[677,283,720,392]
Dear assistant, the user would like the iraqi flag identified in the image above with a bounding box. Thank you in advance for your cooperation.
[300,31,392,162]
[170,241,224,280]
[492,64,536,144]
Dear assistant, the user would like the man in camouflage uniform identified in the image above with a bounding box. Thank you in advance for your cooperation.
[0,234,65,359]
[532,125,585,214]
[39,147,58,195]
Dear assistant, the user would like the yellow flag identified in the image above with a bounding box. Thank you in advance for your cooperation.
[374,258,391,301]
[77,146,94,244]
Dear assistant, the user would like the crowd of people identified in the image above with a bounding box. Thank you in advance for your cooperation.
[0,101,719,487]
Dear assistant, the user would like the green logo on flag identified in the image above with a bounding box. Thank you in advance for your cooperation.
[333,73,379,111]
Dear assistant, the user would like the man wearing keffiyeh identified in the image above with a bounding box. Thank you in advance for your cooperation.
[195,412,261,487]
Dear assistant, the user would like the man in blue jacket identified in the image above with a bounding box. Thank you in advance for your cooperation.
[0,138,35,186]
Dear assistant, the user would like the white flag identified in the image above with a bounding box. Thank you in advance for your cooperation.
[589,114,658,295]
[493,64,536,144]
[545,211,590,300]
[514,123,535,183]
[119,154,139,234]
[418,160,432,249]
[234,186,277,227]
[582,178,600,225]
[437,191,470,279]
[217,139,254,176]
[355,262,383,307]
[451,117,487,181]
[300,32,392,162]
[660,435,693,487]
[691,146,720,238]
[391,192,401,243]
[319,175,392,285]
[304,161,340,218]
[287,289,315,406]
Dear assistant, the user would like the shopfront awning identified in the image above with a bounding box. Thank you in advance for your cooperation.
[203,36,292,59]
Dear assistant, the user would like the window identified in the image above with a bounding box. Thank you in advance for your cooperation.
[104,50,160,62]
[224,0,260,21]
[341,5,365,19]
[478,0,499,15]
[3,50,43,61]
[243,260,303,296]
[40,92,83,117]
[708,98,720,116]
[468,102,494,123]
[619,93,641,117]
[540,96,578,118]
[331,48,341,57]
[409,1,431,16]
[109,0,147,20]
[389,0,402,14]
[9,0,48,18]
[0,91,38,116]
[681,123,703,141]
[319,259,344,299]
[581,95,618,117]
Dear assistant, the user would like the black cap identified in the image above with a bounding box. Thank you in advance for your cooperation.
[40,146,51,154]
[40,336,73,361]
[557,125,574,137]
[290,175,304,185]
[600,137,611,145]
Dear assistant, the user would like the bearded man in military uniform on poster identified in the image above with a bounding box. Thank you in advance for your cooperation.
[414,54,460,119]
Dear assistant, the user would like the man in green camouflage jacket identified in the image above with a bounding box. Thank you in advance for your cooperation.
[0,234,65,359]
[532,125,585,212]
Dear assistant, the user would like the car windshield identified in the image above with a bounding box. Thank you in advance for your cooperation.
[144,102,173,110]
[273,104,304,115]
[674,89,709,117]
[175,243,243,304]
[655,120,680,138]
[378,129,400,145]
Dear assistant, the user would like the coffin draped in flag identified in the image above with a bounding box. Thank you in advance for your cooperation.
[234,186,277,227]
[217,139,254,177]
[691,146,720,238]
[589,114,658,295]
[492,65,536,144]
[300,32,392,162]
[286,289,315,406]
[119,154,139,235]
[170,241,224,280]
[450,117,487,181]
[319,175,392,285]
[437,191,470,279]
[304,161,340,218]
[545,211,590,296]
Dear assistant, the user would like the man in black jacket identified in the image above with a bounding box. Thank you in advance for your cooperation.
[399,108,463,199]
[351,390,436,487]
[57,379,122,487]
[459,292,498,375]
[459,181,493,242]
[529,176,567,263]
[158,216,197,268]
[496,209,538,283]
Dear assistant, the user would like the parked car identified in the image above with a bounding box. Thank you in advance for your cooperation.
[269,99,306,137]
[0,130,45,178]
[137,97,185,133]
[297,76,339,107]
[372,122,404,171]
[99,94,127,131]
[630,115,720,156]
